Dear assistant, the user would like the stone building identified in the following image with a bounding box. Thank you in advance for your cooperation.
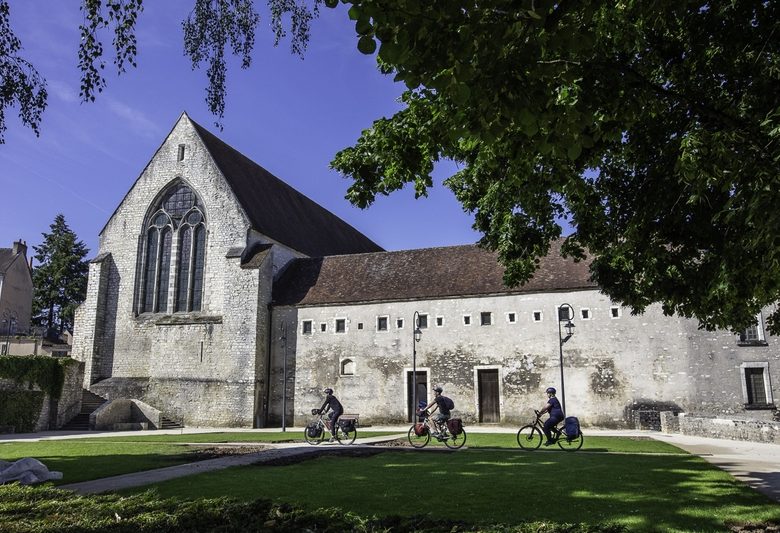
[71,113,779,429]
[0,240,33,345]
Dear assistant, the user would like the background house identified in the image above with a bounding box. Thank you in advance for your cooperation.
[0,240,33,348]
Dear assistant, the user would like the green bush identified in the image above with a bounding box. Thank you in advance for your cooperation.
[0,485,626,532]
[0,390,45,433]
[0,355,75,399]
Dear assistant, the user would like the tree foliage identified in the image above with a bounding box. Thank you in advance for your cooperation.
[32,215,90,334]
[0,0,46,144]
[329,0,780,334]
[2,1,779,334]
[1,0,321,134]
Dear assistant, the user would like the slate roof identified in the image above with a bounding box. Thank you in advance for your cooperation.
[272,239,597,306]
[190,119,383,258]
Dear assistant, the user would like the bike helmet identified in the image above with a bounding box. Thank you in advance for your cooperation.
[546,387,556,394]
[324,387,333,394]
[433,386,443,393]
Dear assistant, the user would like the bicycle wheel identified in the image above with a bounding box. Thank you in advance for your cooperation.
[408,425,430,448]
[337,426,357,445]
[444,428,466,449]
[516,425,543,450]
[558,430,584,451]
[304,424,324,445]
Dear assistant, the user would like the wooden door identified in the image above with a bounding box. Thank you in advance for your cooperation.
[478,369,500,423]
[407,371,428,422]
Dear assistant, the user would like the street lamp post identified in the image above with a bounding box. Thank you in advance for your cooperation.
[279,322,288,432]
[412,311,423,422]
[557,304,576,414]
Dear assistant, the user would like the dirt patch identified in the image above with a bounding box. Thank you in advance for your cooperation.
[188,445,269,460]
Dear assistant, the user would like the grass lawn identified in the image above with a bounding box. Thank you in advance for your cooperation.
[0,440,194,485]
[73,430,401,443]
[128,448,780,532]
[0,431,400,484]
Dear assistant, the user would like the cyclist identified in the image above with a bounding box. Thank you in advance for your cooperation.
[539,386,565,446]
[318,387,343,442]
[422,386,452,436]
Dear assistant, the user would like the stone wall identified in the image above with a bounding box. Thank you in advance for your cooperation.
[271,293,779,428]
[71,115,290,428]
[662,411,780,444]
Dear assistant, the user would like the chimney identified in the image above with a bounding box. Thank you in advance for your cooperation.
[12,240,27,257]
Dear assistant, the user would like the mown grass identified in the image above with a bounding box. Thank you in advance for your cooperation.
[72,430,401,443]
[463,433,683,454]
[128,449,780,532]
[0,440,193,485]
[0,484,626,533]
[0,431,400,484]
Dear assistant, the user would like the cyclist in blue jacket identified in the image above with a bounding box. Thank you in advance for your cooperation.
[539,387,564,446]
[422,386,452,436]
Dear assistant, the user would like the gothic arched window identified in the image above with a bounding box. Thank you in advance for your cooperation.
[139,183,206,313]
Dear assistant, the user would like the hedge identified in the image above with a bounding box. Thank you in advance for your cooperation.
[0,356,76,399]
[0,390,45,433]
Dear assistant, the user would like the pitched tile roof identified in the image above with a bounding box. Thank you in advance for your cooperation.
[272,239,596,306]
[190,119,383,258]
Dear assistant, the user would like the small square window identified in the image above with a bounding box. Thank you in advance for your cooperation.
[417,314,429,329]
[436,316,444,327]
[396,318,404,329]
[320,323,327,332]
[610,306,621,319]
[507,312,516,323]
[463,315,471,325]
[358,323,363,330]
[738,313,767,345]
[377,316,388,331]
[335,319,346,333]
[533,311,543,322]
[480,312,492,326]
[580,308,590,320]
[302,320,312,335]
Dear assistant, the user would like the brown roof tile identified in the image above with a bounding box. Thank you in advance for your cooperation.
[273,240,596,306]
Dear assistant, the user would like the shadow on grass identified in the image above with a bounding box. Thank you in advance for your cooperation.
[136,449,780,532]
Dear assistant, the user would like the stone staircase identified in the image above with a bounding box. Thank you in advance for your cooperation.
[160,416,184,430]
[60,390,184,431]
[60,389,107,430]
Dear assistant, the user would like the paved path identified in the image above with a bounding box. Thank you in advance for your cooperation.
[5,427,780,502]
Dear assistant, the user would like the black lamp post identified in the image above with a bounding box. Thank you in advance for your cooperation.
[557,304,575,414]
[279,322,288,432]
[412,311,423,422]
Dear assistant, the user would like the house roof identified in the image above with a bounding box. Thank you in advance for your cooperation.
[190,118,383,258]
[272,239,597,306]
[0,248,25,274]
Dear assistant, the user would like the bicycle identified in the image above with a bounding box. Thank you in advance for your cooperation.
[407,410,467,449]
[304,409,357,445]
[516,409,584,451]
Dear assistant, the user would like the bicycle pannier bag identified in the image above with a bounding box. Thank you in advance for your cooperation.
[306,423,322,439]
[442,396,455,410]
[564,416,580,439]
[414,423,427,436]
[339,419,356,433]
[446,418,463,436]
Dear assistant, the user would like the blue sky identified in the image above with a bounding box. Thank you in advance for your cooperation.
[0,1,480,259]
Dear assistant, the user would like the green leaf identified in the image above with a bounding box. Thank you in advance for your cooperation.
[567,143,582,161]
[355,18,372,36]
[357,36,377,54]
[348,6,361,21]
[324,0,338,7]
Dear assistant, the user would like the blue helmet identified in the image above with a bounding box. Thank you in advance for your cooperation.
[324,387,333,394]
[546,387,556,394]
